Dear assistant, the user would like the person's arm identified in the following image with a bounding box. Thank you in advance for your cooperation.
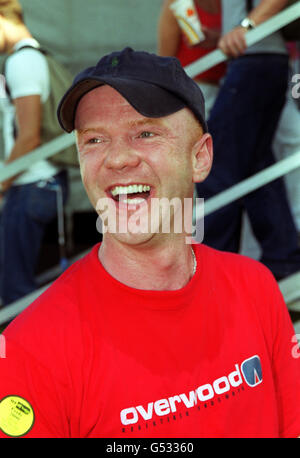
[157,0,182,56]
[0,94,41,191]
[218,0,288,57]
[198,0,222,49]
[158,0,222,55]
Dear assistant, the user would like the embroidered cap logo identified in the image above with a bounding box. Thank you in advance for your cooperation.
[111,57,119,67]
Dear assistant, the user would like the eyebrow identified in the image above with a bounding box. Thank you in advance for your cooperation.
[127,118,166,129]
[76,127,104,135]
[76,118,167,135]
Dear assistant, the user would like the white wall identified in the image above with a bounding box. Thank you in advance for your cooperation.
[19,0,163,74]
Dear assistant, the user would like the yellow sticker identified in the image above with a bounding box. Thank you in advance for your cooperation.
[0,395,35,437]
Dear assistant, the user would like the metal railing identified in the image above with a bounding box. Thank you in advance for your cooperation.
[203,150,300,216]
[0,132,76,182]
[0,2,300,324]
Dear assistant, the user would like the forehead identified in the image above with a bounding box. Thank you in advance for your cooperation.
[74,85,191,131]
[75,85,133,124]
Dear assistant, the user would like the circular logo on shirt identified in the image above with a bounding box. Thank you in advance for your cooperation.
[0,395,35,437]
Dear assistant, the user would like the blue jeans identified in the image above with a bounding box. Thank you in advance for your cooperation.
[0,170,68,305]
[196,53,300,279]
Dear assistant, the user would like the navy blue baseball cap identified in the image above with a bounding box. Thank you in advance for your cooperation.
[57,47,208,133]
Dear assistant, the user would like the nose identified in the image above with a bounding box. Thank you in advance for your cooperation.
[104,138,141,171]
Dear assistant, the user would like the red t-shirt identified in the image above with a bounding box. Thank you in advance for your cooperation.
[176,5,226,83]
[0,243,299,438]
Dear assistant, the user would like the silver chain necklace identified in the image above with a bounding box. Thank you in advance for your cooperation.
[191,247,197,276]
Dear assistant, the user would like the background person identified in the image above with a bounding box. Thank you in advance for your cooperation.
[196,0,300,281]
[0,0,68,306]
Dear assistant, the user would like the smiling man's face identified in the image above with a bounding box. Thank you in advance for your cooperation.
[75,85,211,245]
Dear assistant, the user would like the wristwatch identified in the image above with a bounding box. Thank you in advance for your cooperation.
[240,17,256,30]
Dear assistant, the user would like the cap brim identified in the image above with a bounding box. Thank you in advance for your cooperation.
[57,77,187,133]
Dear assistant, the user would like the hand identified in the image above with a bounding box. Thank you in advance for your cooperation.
[0,155,22,194]
[198,26,221,49]
[218,26,248,57]
[0,164,16,193]
[0,179,13,194]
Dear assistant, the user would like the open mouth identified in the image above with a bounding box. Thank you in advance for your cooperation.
[108,184,152,205]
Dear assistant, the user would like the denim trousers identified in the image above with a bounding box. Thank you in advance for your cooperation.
[0,170,68,305]
[196,53,300,278]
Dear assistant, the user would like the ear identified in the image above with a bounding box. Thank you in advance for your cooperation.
[192,133,213,183]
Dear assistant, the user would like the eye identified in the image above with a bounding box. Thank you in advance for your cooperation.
[138,131,155,138]
[87,137,103,144]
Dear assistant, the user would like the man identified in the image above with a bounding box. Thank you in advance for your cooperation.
[196,0,300,280]
[0,48,299,438]
[0,0,68,305]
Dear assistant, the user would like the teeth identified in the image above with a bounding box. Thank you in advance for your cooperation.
[123,198,146,205]
[111,184,151,197]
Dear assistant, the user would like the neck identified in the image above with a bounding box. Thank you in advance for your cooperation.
[98,236,196,291]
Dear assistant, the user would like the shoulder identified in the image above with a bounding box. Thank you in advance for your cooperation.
[196,243,290,345]
[198,243,275,280]
[5,47,49,88]
[3,245,99,359]
[196,243,280,302]
[5,47,50,100]
[6,47,47,70]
